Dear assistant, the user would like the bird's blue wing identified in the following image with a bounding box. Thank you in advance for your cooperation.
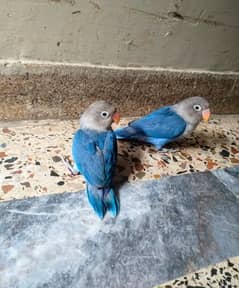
[72,130,116,187]
[128,106,186,139]
[102,130,117,185]
[72,130,105,187]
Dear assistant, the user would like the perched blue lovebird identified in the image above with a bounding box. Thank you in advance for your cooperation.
[71,101,120,219]
[115,96,210,151]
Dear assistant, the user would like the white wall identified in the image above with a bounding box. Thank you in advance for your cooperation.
[0,0,239,71]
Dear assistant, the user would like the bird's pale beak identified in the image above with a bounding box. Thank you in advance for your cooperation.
[202,109,211,122]
[112,112,120,124]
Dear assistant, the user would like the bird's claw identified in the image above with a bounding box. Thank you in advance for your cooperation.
[60,155,79,176]
[158,148,179,153]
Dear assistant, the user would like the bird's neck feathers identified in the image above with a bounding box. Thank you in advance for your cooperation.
[172,103,199,127]
[80,115,110,132]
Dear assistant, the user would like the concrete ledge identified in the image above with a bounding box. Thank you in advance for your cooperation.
[0,62,239,120]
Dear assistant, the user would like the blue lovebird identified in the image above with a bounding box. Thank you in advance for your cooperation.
[115,96,210,152]
[70,101,120,219]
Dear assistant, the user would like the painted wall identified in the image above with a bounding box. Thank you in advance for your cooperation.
[0,0,239,71]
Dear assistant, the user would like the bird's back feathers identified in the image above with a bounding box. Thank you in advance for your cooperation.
[115,106,186,141]
[72,129,118,218]
[72,129,116,187]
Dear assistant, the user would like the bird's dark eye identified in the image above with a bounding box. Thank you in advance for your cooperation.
[101,111,109,118]
[193,104,202,112]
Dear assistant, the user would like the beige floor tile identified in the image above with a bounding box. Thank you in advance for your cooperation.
[0,115,238,201]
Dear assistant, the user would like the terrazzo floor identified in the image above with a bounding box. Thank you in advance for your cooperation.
[0,115,239,201]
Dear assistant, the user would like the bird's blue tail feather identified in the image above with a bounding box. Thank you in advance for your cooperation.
[104,188,120,217]
[86,184,105,219]
[86,184,119,219]
[115,127,136,140]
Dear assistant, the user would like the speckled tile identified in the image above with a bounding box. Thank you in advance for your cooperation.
[0,115,239,201]
[157,256,239,288]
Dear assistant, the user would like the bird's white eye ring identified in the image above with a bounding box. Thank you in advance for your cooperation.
[193,104,202,112]
[101,111,109,118]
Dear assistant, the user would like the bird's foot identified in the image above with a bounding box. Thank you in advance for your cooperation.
[157,147,179,153]
[60,155,80,176]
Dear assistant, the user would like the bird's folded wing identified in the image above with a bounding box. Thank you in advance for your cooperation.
[129,106,186,139]
[72,130,116,187]
[102,131,117,184]
[72,130,105,186]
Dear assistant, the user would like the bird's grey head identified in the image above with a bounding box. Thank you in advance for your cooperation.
[80,100,120,132]
[173,96,210,126]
